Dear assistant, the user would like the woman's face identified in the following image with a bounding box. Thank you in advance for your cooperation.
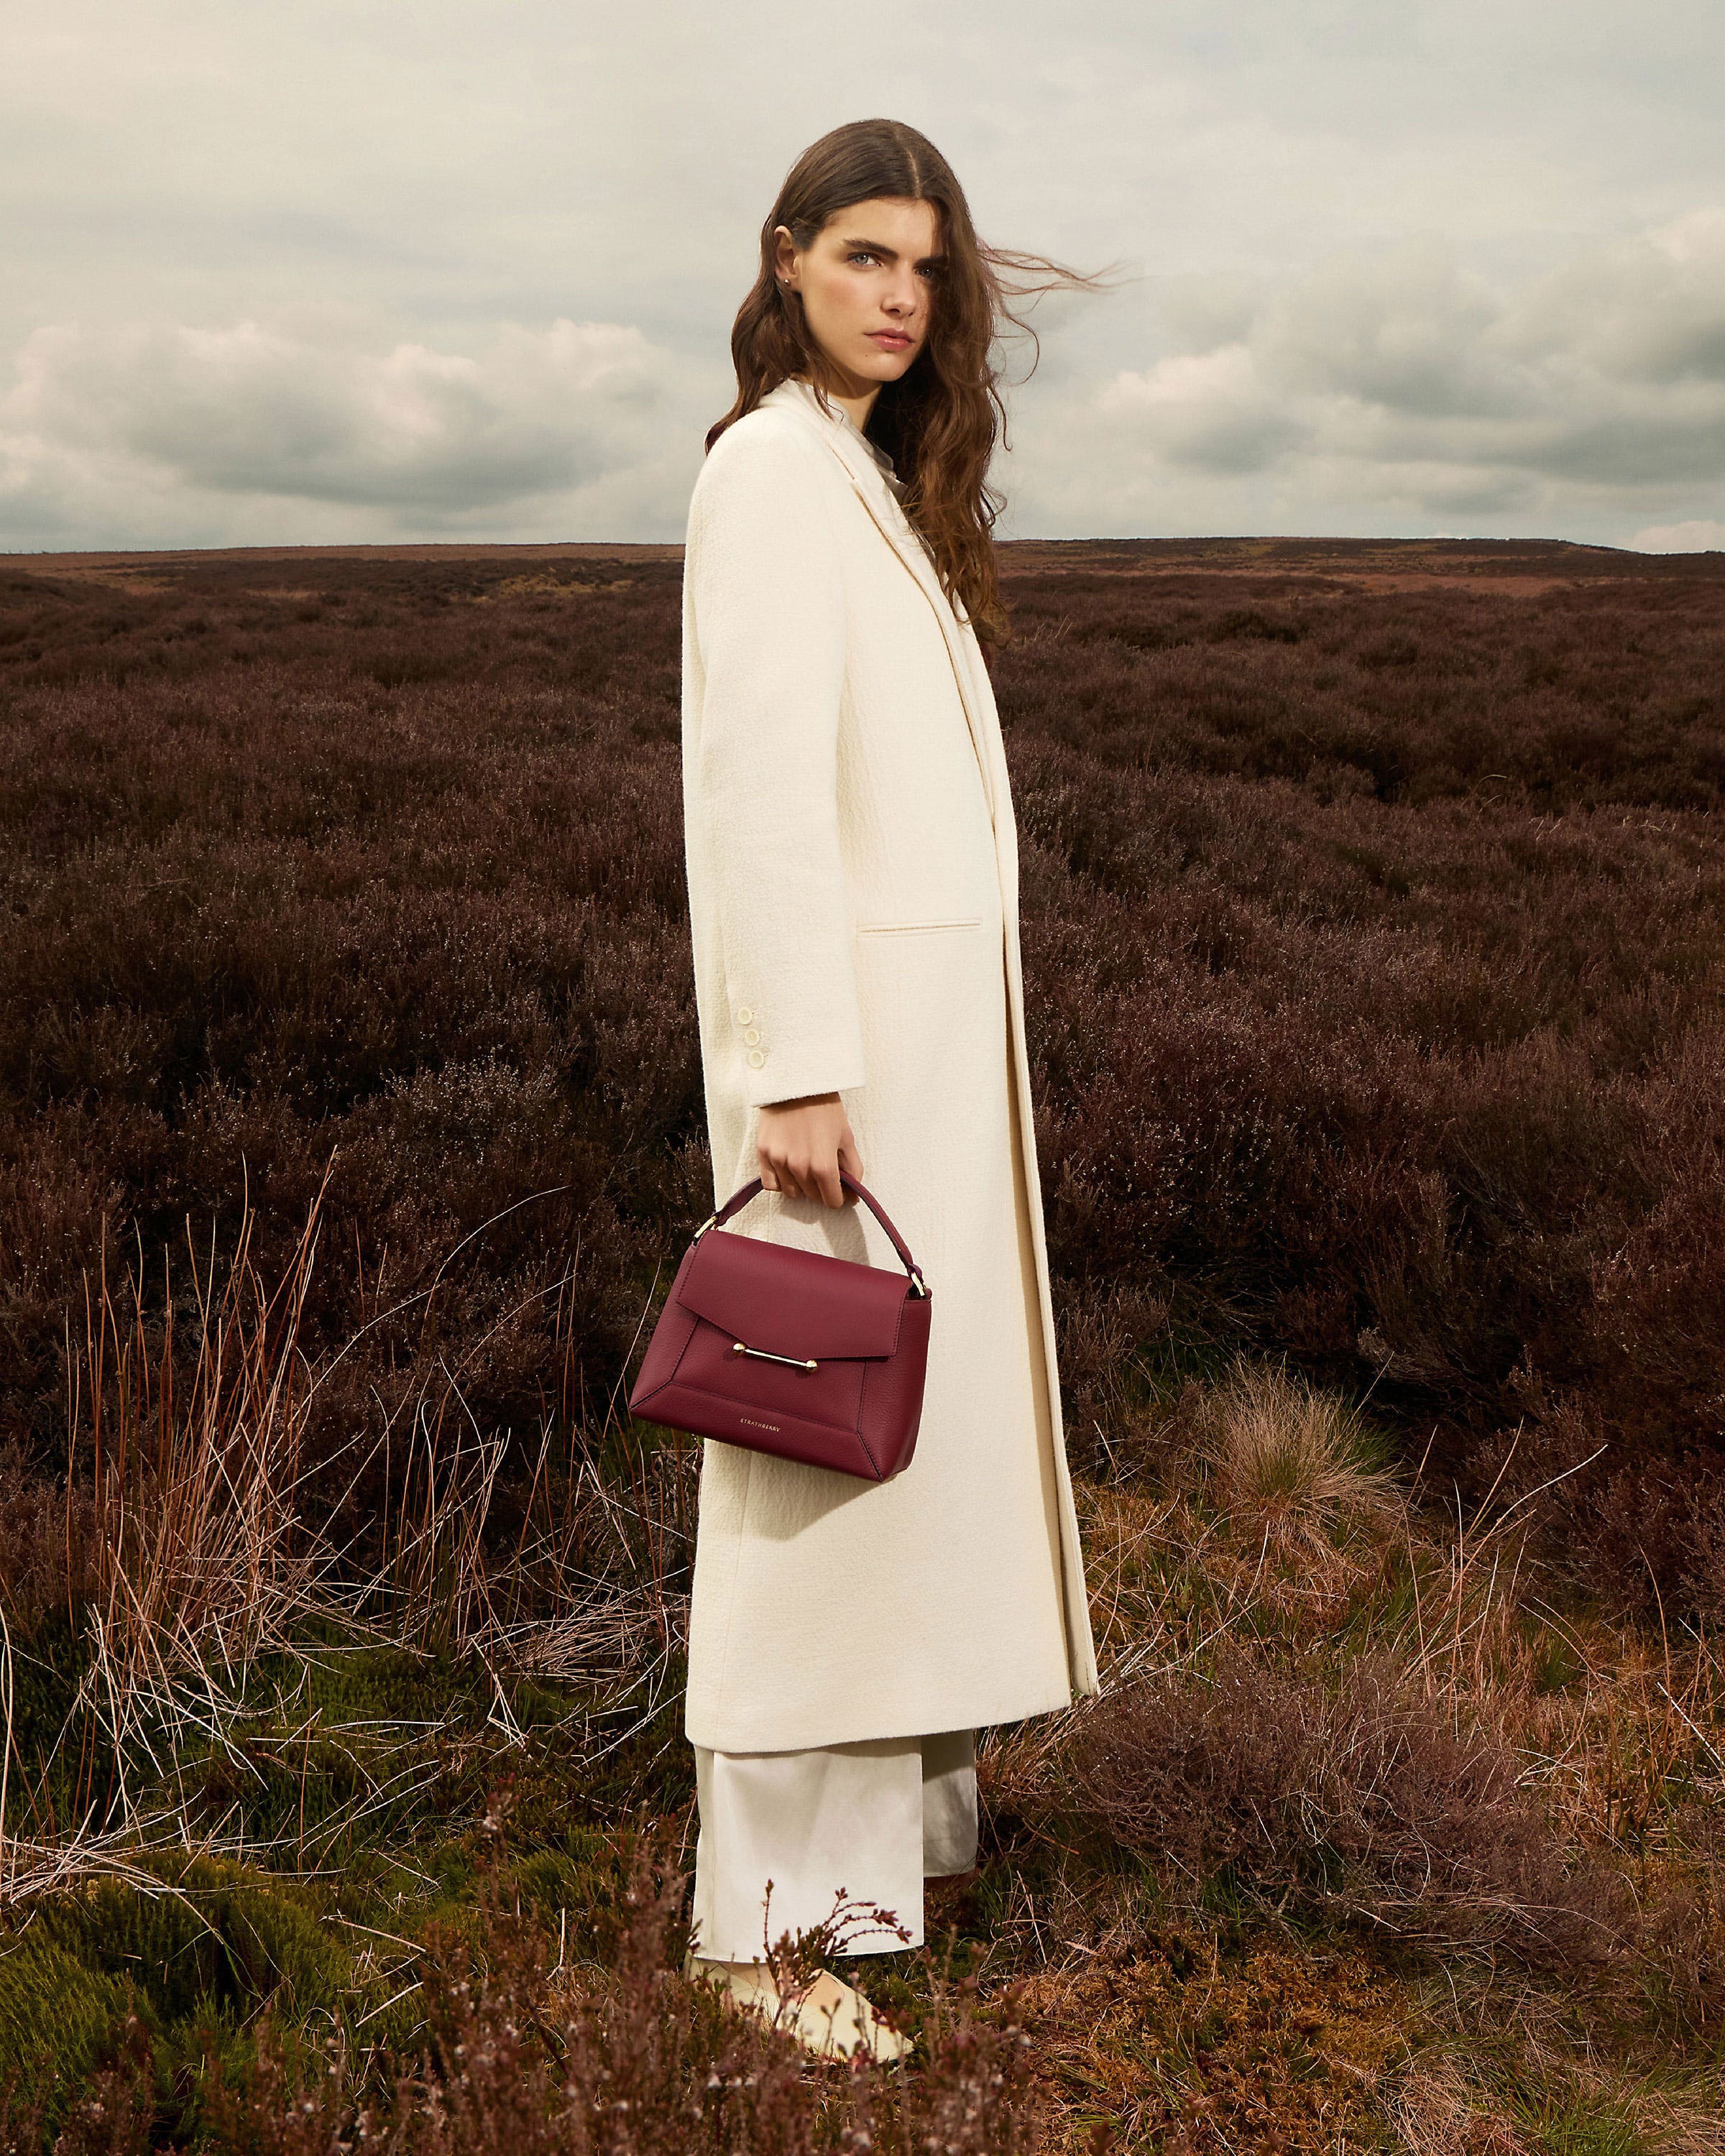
[773,196,942,395]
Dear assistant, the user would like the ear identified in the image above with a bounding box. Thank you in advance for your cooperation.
[771,224,798,285]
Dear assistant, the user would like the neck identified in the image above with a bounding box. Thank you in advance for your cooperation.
[794,367,879,433]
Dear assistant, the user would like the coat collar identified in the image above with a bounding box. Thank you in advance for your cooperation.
[758,377,997,825]
[760,374,904,489]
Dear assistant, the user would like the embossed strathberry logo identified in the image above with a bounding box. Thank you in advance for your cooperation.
[739,1416,780,1431]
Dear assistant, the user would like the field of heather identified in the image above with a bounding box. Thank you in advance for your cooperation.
[1,535,1724,2151]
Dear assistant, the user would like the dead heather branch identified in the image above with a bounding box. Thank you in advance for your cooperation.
[182,1831,1049,2156]
[1062,1649,1626,1967]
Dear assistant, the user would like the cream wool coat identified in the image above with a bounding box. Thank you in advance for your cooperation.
[678,374,1098,1754]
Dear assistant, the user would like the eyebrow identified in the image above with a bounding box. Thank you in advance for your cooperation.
[838,234,944,266]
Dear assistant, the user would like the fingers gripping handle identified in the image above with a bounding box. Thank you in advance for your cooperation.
[699,1171,928,1294]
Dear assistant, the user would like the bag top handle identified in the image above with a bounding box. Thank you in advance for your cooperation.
[696,1171,928,1296]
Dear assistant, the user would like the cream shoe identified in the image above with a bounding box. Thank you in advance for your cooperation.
[685,1951,914,2063]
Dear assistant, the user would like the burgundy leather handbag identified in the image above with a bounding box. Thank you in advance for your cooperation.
[627,1171,932,1482]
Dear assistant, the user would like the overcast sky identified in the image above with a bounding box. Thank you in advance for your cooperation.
[4,0,1724,551]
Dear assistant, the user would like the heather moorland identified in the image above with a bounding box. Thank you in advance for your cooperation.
[1,533,1724,2151]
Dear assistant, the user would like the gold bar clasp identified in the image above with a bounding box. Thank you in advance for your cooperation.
[731,1340,817,1371]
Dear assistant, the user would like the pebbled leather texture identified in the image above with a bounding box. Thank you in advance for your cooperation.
[628,1175,932,1482]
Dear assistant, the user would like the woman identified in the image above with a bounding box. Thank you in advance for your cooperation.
[677,118,1105,2061]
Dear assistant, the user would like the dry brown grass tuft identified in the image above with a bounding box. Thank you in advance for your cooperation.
[55,1169,336,1835]
[1197,1355,1402,1606]
[77,1171,329,1672]
[1385,2060,1530,2155]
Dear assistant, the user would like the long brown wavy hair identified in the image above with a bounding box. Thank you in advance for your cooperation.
[706,119,1116,647]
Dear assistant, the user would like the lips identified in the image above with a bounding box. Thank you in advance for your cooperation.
[868,331,913,349]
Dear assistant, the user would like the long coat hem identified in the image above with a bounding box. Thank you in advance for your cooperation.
[683,1678,1080,1758]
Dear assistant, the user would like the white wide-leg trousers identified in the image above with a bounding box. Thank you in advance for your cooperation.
[689,1729,978,1961]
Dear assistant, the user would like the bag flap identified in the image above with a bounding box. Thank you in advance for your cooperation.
[675,1226,910,1360]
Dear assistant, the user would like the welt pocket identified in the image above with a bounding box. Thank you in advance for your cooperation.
[855,915,984,936]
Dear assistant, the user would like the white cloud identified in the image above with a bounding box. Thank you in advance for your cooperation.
[1011,211,1725,538]
[1631,518,1725,551]
[1504,208,1725,387]
[1098,345,1303,474]
[0,315,698,546]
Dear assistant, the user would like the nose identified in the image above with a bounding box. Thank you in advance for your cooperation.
[883,266,921,318]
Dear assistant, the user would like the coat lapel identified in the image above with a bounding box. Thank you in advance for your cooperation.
[760,379,999,826]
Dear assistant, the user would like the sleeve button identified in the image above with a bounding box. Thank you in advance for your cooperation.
[747,1049,765,1069]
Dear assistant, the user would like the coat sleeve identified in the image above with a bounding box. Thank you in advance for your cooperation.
[684,425,866,1110]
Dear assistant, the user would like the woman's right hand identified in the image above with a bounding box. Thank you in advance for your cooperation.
[756,1093,864,1209]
